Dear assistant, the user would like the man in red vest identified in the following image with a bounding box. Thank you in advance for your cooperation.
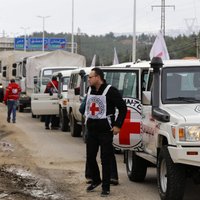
[4,79,21,123]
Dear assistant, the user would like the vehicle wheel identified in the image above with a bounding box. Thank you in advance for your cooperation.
[18,104,24,112]
[32,112,36,118]
[157,146,186,200]
[81,116,87,143]
[125,150,147,182]
[40,115,45,122]
[60,109,69,132]
[82,123,87,143]
[70,112,81,137]
[0,89,3,102]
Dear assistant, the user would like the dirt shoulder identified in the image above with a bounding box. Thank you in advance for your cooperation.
[0,104,133,200]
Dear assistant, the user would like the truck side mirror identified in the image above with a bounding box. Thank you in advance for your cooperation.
[79,70,86,78]
[2,71,6,77]
[142,91,151,105]
[33,76,38,84]
[74,87,80,95]
[12,69,16,76]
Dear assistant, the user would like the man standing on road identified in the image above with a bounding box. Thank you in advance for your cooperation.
[85,68,127,197]
[44,76,59,129]
[3,79,21,123]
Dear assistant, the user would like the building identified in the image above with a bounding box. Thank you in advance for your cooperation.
[0,37,14,51]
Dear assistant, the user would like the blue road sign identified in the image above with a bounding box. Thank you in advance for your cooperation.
[14,37,67,51]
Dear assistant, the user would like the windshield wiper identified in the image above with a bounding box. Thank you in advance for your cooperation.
[166,97,200,103]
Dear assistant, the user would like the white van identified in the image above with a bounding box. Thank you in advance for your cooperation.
[31,69,74,131]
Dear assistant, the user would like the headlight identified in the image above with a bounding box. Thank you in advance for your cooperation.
[0,85,3,88]
[185,126,200,142]
[172,126,200,142]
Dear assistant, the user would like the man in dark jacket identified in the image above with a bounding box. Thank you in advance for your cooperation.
[85,68,127,197]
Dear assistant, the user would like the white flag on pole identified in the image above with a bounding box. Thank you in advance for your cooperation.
[149,32,170,60]
[90,54,96,67]
[113,47,119,65]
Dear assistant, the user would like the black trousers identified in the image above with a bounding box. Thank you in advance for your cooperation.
[86,130,114,191]
[85,146,118,180]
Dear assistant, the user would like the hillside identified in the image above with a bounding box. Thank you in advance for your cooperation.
[29,31,199,66]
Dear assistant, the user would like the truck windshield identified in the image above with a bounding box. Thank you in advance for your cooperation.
[42,68,76,85]
[162,66,200,104]
[104,70,138,98]
[61,76,70,92]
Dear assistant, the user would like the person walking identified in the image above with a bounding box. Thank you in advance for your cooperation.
[85,68,127,197]
[44,76,59,129]
[3,79,21,123]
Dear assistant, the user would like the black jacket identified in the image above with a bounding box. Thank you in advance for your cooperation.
[86,83,127,133]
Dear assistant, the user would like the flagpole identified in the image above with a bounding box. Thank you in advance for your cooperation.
[132,0,136,63]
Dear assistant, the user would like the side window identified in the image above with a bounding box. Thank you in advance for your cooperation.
[142,70,153,92]
[68,74,74,89]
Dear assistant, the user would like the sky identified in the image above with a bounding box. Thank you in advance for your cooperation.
[1,0,200,37]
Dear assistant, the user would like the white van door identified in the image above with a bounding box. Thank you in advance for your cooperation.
[31,93,59,115]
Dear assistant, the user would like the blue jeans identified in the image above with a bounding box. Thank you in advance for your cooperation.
[7,100,17,122]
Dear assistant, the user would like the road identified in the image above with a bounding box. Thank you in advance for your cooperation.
[0,103,199,200]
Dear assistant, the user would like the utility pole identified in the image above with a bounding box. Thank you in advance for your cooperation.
[132,0,136,63]
[37,16,50,52]
[195,37,199,59]
[20,27,30,51]
[71,0,74,53]
[152,0,175,37]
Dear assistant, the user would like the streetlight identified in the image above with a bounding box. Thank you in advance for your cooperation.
[20,27,30,51]
[132,0,136,62]
[71,0,74,53]
[37,15,50,51]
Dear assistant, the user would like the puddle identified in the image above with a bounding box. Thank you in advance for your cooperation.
[0,165,71,200]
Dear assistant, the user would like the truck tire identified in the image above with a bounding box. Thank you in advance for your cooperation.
[31,112,36,118]
[60,109,69,132]
[70,112,81,137]
[125,150,147,182]
[0,88,3,102]
[157,146,186,200]
[18,105,24,112]
[81,116,87,143]
[40,115,45,122]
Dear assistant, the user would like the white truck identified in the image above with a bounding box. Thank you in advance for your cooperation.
[111,57,200,200]
[19,50,86,112]
[68,59,200,199]
[0,50,45,102]
[31,69,74,131]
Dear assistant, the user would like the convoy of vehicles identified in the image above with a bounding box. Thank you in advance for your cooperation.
[1,48,200,200]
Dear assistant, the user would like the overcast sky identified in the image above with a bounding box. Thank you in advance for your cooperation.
[1,0,200,37]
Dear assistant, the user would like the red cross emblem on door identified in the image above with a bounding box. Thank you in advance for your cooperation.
[119,109,140,145]
[90,102,100,115]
